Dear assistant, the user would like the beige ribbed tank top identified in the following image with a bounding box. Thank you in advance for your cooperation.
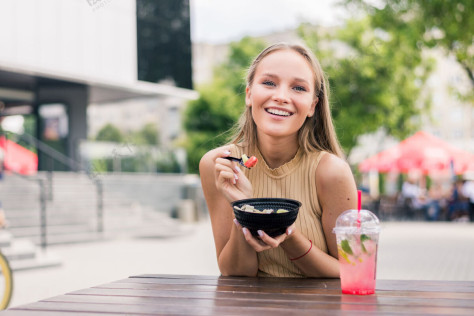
[230,143,328,278]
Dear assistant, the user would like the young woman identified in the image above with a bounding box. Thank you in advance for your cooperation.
[200,43,357,277]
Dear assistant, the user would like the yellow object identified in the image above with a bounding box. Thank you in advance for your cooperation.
[241,154,249,163]
[338,246,352,264]
[0,251,13,310]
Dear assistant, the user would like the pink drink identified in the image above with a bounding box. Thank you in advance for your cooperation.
[337,234,378,295]
[333,209,380,295]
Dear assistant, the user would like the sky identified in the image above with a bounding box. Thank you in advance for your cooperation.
[190,0,348,43]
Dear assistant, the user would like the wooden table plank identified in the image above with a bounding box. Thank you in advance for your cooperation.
[0,311,108,316]
[128,275,474,293]
[9,294,472,316]
[94,279,474,300]
[3,274,474,315]
[9,300,323,316]
[64,287,474,309]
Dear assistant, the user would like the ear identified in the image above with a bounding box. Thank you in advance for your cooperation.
[307,97,318,117]
[245,86,252,107]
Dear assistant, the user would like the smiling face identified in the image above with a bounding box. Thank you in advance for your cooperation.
[245,49,317,142]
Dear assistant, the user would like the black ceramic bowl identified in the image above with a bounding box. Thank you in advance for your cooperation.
[232,198,301,237]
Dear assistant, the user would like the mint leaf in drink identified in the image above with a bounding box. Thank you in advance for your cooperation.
[341,239,353,255]
[360,234,371,253]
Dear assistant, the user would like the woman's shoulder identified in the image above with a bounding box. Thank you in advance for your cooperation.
[314,152,356,200]
[316,152,353,182]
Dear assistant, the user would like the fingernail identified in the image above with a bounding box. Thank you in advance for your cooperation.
[233,178,236,184]
[233,219,240,226]
[257,230,263,237]
[223,150,231,156]
[234,173,238,180]
[287,228,293,235]
[242,227,248,236]
[234,166,240,173]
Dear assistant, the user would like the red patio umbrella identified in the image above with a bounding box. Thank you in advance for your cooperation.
[358,131,474,175]
[0,135,38,175]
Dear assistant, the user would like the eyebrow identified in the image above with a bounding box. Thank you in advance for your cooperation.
[261,73,311,85]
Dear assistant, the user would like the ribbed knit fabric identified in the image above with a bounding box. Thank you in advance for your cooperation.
[230,143,328,277]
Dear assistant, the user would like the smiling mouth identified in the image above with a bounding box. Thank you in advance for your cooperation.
[265,108,293,117]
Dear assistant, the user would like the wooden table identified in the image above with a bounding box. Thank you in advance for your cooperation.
[4,274,474,315]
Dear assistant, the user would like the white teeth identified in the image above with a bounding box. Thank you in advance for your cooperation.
[266,108,291,116]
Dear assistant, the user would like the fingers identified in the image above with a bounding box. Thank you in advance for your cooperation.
[233,220,269,252]
[253,225,297,251]
[234,221,297,253]
[286,223,296,237]
[216,162,238,184]
[214,151,252,200]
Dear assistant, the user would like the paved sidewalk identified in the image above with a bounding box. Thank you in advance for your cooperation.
[9,220,474,308]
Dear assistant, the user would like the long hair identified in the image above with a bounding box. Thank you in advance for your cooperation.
[229,43,344,158]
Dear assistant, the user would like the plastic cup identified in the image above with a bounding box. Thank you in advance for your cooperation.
[332,209,380,295]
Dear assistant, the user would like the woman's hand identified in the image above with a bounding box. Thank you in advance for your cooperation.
[233,219,296,252]
[215,149,253,202]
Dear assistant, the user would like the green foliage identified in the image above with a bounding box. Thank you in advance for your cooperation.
[130,122,160,146]
[182,37,267,173]
[344,0,473,99]
[95,123,124,143]
[91,149,181,174]
[299,19,434,153]
[156,151,181,173]
[91,158,108,173]
[93,122,174,173]
[22,115,36,137]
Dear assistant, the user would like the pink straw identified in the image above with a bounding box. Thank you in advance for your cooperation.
[357,190,362,228]
[357,190,362,211]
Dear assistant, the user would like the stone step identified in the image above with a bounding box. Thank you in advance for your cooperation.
[6,217,90,229]
[27,231,105,246]
[0,235,62,272]
[9,249,62,271]
[0,230,13,248]
[1,238,36,261]
[8,224,97,239]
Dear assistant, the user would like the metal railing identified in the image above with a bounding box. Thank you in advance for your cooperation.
[3,132,104,247]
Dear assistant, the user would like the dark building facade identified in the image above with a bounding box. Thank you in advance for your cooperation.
[137,0,193,89]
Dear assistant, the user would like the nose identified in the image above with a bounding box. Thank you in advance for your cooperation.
[272,87,290,104]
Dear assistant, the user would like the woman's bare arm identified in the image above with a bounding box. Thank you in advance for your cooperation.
[199,147,258,276]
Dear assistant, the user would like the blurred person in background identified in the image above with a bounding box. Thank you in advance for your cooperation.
[447,179,469,221]
[399,173,432,220]
[426,182,445,221]
[461,174,474,222]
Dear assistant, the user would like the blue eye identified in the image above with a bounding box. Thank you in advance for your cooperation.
[262,81,275,86]
[294,86,306,92]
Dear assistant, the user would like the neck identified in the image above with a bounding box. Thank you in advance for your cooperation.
[256,134,299,169]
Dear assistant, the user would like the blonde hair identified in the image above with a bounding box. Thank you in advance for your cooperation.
[229,43,344,158]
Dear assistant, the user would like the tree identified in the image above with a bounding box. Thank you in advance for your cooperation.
[131,122,160,146]
[299,19,434,153]
[95,123,123,143]
[344,0,473,99]
[182,37,267,173]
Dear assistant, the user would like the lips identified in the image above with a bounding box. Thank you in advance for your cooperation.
[265,108,293,117]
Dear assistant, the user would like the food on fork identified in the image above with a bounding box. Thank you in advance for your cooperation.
[224,154,258,169]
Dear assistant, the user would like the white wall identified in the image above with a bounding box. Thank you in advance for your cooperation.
[0,0,137,84]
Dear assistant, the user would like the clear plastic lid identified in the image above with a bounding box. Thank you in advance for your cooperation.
[332,209,381,235]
